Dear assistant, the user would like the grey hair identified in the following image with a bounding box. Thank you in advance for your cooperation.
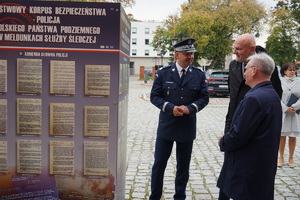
[247,52,275,77]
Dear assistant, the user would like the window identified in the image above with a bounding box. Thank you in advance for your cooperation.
[145,50,149,56]
[169,51,174,57]
[145,27,150,34]
[132,38,137,45]
[145,39,149,45]
[132,27,137,34]
[132,49,137,56]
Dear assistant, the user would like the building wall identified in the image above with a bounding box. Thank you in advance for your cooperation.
[130,56,172,75]
[130,21,172,75]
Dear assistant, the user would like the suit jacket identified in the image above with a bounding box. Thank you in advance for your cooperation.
[150,63,209,142]
[217,81,282,200]
[224,60,282,133]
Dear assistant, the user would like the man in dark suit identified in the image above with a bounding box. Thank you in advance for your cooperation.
[224,34,282,133]
[149,38,209,200]
[217,52,282,200]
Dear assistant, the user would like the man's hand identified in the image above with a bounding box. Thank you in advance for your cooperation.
[173,105,190,116]
[218,135,224,146]
[173,106,184,116]
[179,105,190,114]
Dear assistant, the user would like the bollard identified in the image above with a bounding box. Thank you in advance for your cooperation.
[144,69,149,83]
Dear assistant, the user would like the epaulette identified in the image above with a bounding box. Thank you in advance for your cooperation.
[191,66,203,72]
[159,65,172,70]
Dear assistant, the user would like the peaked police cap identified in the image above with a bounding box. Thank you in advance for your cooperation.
[173,38,196,53]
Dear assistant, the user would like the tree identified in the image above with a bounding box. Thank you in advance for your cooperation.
[266,2,299,66]
[150,16,177,64]
[150,15,202,67]
[290,0,300,26]
[290,0,300,64]
[158,0,267,69]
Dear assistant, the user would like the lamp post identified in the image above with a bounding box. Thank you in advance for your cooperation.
[157,50,165,68]
[172,33,188,44]
[172,37,178,46]
[171,38,177,62]
[156,50,161,67]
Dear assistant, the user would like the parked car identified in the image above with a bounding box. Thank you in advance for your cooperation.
[207,71,229,96]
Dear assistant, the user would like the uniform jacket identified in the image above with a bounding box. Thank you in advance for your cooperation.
[224,59,282,133]
[217,81,282,200]
[150,63,209,142]
[280,76,300,135]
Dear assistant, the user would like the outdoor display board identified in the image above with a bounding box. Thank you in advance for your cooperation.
[0,0,130,199]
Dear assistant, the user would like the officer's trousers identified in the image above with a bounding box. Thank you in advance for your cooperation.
[149,138,193,200]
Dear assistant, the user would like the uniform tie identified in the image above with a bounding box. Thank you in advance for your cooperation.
[181,69,186,84]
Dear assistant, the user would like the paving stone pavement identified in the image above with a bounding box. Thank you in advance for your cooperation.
[126,76,300,200]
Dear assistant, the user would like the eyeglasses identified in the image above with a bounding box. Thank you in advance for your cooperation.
[244,65,256,72]
[287,69,296,71]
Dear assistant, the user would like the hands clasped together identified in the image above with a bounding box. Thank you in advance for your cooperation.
[173,105,190,117]
[287,106,296,114]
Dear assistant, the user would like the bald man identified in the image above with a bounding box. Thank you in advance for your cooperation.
[224,34,282,133]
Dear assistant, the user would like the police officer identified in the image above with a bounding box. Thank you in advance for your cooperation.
[149,38,209,200]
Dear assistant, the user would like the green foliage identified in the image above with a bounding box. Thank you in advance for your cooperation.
[153,0,267,69]
[290,0,300,31]
[151,26,173,55]
[266,35,297,66]
[150,16,178,61]
[266,2,300,66]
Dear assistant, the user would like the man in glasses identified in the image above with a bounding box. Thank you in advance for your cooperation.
[217,53,282,200]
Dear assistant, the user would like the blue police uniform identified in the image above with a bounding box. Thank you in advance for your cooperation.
[149,38,209,200]
[151,64,209,141]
